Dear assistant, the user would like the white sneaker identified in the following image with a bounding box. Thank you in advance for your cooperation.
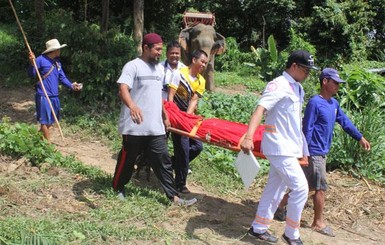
[188,169,192,174]
[117,191,126,201]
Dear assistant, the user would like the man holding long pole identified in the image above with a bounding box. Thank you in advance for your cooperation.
[28,39,82,140]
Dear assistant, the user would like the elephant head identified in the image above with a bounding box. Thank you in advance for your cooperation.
[179,23,226,91]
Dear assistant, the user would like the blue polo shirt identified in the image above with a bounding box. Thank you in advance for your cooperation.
[302,95,362,156]
[28,54,73,96]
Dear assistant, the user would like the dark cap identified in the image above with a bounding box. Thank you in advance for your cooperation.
[320,68,345,83]
[142,33,163,45]
[287,50,319,70]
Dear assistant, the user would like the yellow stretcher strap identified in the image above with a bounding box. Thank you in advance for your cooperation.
[189,119,202,136]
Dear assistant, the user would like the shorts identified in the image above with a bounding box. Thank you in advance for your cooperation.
[35,94,60,125]
[301,155,328,191]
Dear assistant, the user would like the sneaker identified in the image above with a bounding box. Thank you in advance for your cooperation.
[188,168,192,174]
[178,186,191,194]
[274,207,287,221]
[248,227,278,243]
[281,233,303,245]
[176,197,197,207]
[116,190,126,201]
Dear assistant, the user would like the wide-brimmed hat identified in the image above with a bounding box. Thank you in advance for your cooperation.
[320,68,346,83]
[42,39,67,54]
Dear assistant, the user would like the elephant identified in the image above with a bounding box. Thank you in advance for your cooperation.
[178,23,226,91]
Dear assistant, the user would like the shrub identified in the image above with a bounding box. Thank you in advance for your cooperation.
[338,65,385,110]
[199,92,258,124]
[328,106,385,183]
[215,37,254,72]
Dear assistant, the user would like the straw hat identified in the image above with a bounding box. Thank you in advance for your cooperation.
[42,39,67,54]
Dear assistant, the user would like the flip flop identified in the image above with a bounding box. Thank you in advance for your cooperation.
[313,226,335,237]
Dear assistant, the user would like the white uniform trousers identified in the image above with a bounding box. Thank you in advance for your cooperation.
[252,155,308,239]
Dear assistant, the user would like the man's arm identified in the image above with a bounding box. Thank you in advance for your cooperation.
[168,87,177,102]
[168,70,180,102]
[336,105,371,151]
[186,94,199,114]
[119,83,142,124]
[240,105,266,154]
[162,100,171,129]
[302,100,318,144]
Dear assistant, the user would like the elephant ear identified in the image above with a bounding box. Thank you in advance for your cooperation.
[212,32,226,55]
[179,28,191,65]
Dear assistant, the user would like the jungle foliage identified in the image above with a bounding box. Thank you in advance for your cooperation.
[1,0,385,183]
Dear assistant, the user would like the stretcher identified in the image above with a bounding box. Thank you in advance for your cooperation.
[164,101,266,159]
[165,101,307,166]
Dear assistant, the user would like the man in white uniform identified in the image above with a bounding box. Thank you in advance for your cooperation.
[241,50,319,245]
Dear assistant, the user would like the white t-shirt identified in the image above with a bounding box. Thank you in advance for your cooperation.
[117,58,165,136]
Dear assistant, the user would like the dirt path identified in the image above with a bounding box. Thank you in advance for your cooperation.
[1,85,384,244]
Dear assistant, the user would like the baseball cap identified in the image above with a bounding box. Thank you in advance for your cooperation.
[287,50,319,70]
[142,33,163,45]
[320,68,346,83]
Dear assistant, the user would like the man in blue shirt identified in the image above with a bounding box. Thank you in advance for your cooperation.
[28,39,82,140]
[275,68,371,237]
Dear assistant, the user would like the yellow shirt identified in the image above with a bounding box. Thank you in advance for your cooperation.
[169,67,206,111]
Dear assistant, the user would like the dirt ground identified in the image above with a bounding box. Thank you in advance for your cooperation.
[1,84,384,244]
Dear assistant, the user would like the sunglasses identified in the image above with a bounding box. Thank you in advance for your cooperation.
[297,64,310,74]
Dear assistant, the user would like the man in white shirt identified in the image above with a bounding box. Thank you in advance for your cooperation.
[160,41,186,100]
[241,50,319,245]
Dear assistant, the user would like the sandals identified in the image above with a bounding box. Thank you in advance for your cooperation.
[313,225,335,237]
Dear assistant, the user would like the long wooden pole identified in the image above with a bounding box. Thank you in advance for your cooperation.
[9,0,65,141]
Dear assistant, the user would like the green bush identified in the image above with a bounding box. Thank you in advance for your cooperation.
[199,92,258,124]
[0,118,55,165]
[0,24,31,85]
[5,10,137,107]
[328,106,385,183]
[39,10,136,106]
[338,65,385,110]
[0,118,105,178]
[215,37,254,72]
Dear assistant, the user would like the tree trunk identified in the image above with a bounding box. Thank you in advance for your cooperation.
[84,0,88,22]
[133,0,144,56]
[34,0,45,36]
[101,0,110,33]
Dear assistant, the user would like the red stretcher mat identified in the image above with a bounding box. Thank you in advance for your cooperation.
[164,101,266,159]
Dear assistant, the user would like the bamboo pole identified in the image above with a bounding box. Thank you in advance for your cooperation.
[9,0,65,141]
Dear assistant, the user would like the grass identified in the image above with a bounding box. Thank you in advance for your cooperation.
[0,161,185,244]
[215,71,266,93]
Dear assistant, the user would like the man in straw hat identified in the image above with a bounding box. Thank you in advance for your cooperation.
[28,39,82,141]
[112,33,197,206]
